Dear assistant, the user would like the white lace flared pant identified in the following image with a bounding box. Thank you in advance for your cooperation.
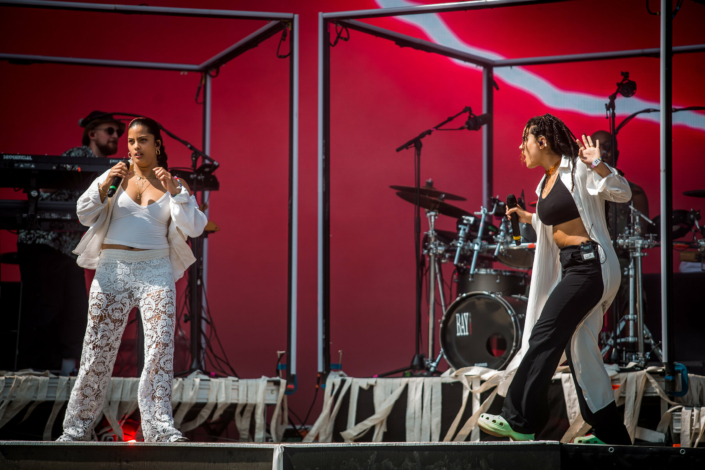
[60,249,182,442]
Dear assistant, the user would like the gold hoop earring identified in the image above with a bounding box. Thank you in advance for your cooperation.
[156,148,161,156]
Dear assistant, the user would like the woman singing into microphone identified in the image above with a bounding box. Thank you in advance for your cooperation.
[478,114,632,445]
[58,117,207,442]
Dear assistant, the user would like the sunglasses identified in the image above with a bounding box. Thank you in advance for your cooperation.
[96,126,123,137]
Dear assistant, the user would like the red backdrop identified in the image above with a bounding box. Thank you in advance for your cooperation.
[1,0,704,422]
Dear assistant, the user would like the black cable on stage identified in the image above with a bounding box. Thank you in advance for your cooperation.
[277,27,291,59]
[201,283,239,377]
[301,382,321,426]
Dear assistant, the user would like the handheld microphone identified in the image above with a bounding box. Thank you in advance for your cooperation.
[107,160,130,198]
[506,194,522,246]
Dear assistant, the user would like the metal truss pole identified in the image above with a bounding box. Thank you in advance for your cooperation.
[318,15,332,376]
[286,14,300,393]
[482,67,494,207]
[660,0,675,391]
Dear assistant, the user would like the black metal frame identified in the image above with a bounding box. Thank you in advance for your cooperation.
[318,0,705,386]
[0,0,299,392]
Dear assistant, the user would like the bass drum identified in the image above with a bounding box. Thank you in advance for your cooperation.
[440,292,527,371]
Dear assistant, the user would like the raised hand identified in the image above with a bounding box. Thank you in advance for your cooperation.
[576,134,601,167]
[154,167,180,196]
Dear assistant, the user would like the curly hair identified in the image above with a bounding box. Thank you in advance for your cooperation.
[128,117,168,170]
[522,114,580,191]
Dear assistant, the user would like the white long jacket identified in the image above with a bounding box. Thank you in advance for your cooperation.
[498,155,632,413]
[73,169,208,282]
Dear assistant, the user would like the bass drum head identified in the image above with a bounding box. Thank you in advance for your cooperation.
[440,292,526,371]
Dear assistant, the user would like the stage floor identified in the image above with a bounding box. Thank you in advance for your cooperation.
[1,441,703,470]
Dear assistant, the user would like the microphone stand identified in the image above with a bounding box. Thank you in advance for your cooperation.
[377,107,473,377]
[605,75,630,341]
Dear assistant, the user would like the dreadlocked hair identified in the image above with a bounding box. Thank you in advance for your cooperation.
[522,114,581,191]
[128,117,169,170]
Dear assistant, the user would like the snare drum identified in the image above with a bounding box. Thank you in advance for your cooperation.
[440,292,527,370]
[456,268,528,297]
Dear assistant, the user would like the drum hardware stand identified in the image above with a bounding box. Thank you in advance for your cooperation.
[423,210,449,374]
[453,215,476,267]
[608,204,663,368]
[493,217,508,259]
[459,199,503,278]
[469,207,489,278]
[425,210,441,363]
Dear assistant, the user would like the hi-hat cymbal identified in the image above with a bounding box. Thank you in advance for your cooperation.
[390,185,466,201]
[683,190,705,198]
[395,192,470,219]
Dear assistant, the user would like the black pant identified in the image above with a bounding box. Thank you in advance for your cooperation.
[17,244,88,371]
[501,242,631,445]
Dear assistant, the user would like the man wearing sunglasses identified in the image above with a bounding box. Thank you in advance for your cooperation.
[16,111,125,376]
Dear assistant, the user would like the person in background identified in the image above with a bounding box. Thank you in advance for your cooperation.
[16,111,125,375]
[590,130,649,235]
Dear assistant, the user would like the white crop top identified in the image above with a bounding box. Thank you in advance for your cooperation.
[103,190,171,249]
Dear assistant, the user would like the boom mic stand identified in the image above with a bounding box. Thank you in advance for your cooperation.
[604,72,636,338]
[377,107,485,377]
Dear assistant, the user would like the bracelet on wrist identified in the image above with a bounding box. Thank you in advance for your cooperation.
[170,177,183,196]
[591,157,602,168]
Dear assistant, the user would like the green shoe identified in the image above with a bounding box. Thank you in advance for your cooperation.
[478,413,535,441]
[572,434,607,445]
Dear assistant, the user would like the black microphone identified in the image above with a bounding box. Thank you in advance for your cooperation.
[464,113,492,131]
[506,194,521,246]
[107,160,129,198]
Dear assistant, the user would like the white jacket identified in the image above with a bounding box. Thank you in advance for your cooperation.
[73,169,208,282]
[498,155,632,413]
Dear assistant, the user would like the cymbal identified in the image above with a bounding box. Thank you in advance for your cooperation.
[684,190,705,198]
[390,185,466,201]
[395,192,471,219]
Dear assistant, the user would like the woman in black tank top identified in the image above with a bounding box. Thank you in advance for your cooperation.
[477,114,632,446]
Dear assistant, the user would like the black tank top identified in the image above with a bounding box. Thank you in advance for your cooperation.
[537,176,581,226]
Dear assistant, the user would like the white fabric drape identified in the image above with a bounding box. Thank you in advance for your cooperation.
[304,370,705,444]
[0,375,286,442]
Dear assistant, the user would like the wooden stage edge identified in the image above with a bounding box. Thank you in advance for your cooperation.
[1,440,703,470]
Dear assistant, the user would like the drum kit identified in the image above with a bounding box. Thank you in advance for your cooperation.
[601,190,705,368]
[391,181,535,373]
[391,182,705,374]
